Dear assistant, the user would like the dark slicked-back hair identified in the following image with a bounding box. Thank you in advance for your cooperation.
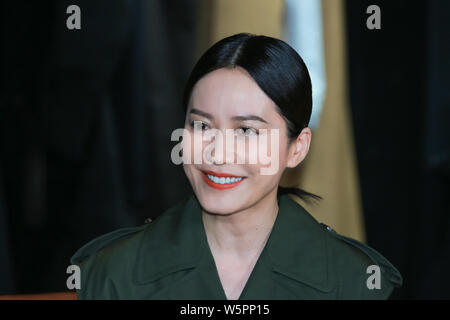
[182,33,321,203]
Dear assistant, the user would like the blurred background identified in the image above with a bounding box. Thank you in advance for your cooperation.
[0,0,448,299]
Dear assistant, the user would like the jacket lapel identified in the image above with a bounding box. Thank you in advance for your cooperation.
[132,193,333,299]
[132,194,226,299]
[239,194,333,299]
[266,194,333,293]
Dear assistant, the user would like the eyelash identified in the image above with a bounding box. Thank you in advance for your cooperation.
[236,126,259,136]
[189,120,210,131]
[189,121,259,136]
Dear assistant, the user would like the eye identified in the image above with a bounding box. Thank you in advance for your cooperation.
[236,126,258,136]
[190,120,210,131]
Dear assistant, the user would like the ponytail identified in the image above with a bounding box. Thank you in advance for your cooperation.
[277,186,322,204]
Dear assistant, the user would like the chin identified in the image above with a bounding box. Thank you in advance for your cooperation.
[196,189,247,216]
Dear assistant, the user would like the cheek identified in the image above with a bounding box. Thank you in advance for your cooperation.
[277,143,290,166]
[181,128,192,163]
[251,129,285,176]
[181,128,197,183]
[234,132,279,167]
[181,127,203,164]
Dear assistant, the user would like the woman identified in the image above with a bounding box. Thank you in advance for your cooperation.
[71,33,402,299]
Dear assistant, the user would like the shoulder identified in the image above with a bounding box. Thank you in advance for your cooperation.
[320,223,403,299]
[71,224,148,266]
[70,224,149,299]
[70,200,188,299]
[268,194,402,299]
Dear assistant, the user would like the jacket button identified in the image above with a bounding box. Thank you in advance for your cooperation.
[320,223,336,233]
[144,217,153,224]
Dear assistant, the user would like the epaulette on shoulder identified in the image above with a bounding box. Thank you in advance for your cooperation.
[70,224,149,265]
[320,223,403,288]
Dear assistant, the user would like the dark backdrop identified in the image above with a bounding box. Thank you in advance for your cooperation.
[0,0,195,294]
[345,0,450,299]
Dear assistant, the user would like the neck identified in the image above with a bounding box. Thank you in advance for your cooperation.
[202,187,279,258]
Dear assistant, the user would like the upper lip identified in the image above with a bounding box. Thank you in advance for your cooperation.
[202,170,245,178]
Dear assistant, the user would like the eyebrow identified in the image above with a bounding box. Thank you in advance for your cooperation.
[189,108,268,124]
[189,108,213,120]
[231,115,268,124]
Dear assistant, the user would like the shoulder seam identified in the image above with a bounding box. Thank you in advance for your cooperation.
[71,224,148,265]
[328,232,403,288]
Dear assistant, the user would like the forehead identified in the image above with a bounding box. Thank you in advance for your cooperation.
[188,67,277,117]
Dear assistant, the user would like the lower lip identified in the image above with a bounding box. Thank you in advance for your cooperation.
[201,172,245,190]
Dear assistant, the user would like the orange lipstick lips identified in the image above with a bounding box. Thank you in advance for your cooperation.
[201,170,246,190]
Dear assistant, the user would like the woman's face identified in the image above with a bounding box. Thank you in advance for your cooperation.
[183,67,309,215]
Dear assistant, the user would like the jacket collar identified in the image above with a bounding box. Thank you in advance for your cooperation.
[266,194,332,292]
[133,196,205,284]
[134,193,331,292]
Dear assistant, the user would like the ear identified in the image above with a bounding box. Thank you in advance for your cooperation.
[286,127,312,168]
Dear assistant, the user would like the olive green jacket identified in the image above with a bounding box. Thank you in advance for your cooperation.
[70,194,402,299]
